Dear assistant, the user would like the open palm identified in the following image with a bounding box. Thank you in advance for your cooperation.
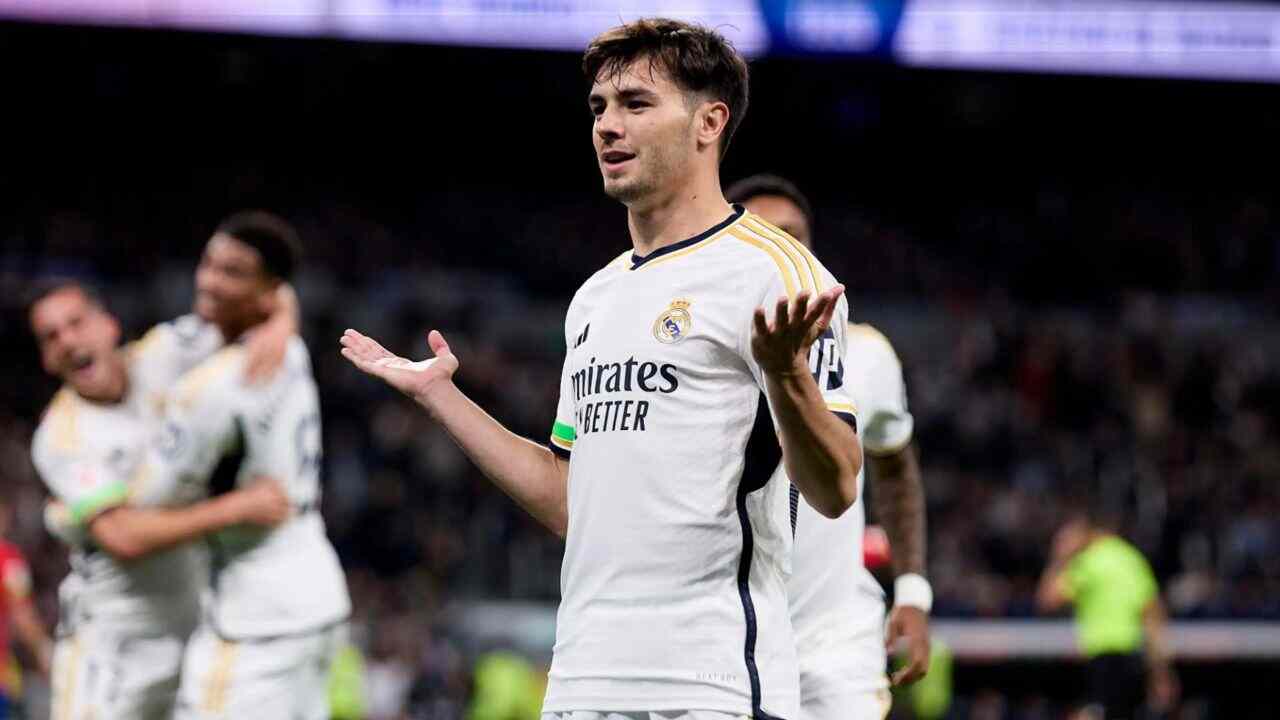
[751,284,845,375]
[339,328,459,401]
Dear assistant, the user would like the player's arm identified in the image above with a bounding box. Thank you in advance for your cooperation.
[87,481,289,561]
[752,287,861,518]
[341,329,570,537]
[1142,595,1180,710]
[1035,521,1089,613]
[873,444,933,684]
[2,555,52,677]
[91,349,292,561]
[243,283,300,382]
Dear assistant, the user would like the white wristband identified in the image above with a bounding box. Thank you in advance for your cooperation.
[893,573,933,613]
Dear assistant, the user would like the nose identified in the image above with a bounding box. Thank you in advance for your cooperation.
[595,106,624,144]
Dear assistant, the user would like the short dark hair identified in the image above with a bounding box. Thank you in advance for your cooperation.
[583,18,750,159]
[25,278,105,325]
[725,173,815,230]
[214,210,301,281]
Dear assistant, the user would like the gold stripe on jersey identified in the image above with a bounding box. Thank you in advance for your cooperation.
[741,215,821,294]
[735,222,814,296]
[629,220,739,272]
[47,389,80,453]
[826,401,859,416]
[743,215,826,293]
[202,639,240,713]
[53,634,84,720]
[727,228,801,298]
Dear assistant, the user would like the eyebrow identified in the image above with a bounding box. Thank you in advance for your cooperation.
[588,86,660,106]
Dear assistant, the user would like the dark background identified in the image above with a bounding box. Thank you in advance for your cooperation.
[2,19,1279,719]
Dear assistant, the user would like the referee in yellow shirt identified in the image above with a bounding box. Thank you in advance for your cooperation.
[1037,511,1179,720]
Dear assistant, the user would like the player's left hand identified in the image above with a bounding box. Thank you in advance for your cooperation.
[886,605,930,686]
[243,310,294,384]
[750,285,845,376]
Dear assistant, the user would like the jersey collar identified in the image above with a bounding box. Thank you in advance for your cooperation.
[629,204,745,270]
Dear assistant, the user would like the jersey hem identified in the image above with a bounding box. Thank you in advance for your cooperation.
[207,611,350,643]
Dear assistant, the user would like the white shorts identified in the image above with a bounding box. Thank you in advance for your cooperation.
[175,621,346,720]
[800,686,892,720]
[542,707,747,712]
[50,624,187,720]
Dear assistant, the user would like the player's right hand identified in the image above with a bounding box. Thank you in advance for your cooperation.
[236,478,292,527]
[339,328,459,402]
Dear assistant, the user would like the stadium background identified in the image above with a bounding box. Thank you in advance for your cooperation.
[1,2,1279,718]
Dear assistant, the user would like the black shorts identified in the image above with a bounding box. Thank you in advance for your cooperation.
[1086,652,1146,720]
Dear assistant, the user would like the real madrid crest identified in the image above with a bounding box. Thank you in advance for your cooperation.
[653,298,693,344]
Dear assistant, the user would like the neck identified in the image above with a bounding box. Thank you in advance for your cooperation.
[217,311,270,344]
[627,170,733,257]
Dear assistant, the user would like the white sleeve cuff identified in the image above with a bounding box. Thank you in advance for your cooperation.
[893,573,933,613]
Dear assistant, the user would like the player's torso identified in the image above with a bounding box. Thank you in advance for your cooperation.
[548,222,801,716]
[788,329,895,679]
[560,242,783,602]
[201,339,350,638]
[46,381,205,635]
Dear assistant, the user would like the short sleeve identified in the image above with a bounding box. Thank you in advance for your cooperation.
[1131,547,1159,606]
[740,268,858,433]
[31,421,131,527]
[548,320,579,460]
[848,326,915,455]
[1063,552,1089,601]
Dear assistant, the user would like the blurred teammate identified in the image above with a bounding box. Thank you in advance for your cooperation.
[1037,512,1178,720]
[0,500,52,720]
[728,175,931,720]
[28,279,295,720]
[130,211,351,720]
[341,18,861,720]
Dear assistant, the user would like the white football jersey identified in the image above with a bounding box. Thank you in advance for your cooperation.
[788,324,915,695]
[31,315,224,636]
[140,336,350,638]
[543,207,857,718]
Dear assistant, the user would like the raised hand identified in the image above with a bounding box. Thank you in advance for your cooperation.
[750,284,845,376]
[339,328,459,402]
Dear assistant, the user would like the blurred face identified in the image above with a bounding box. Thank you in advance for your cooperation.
[30,286,126,403]
[742,194,812,248]
[589,58,701,206]
[194,233,277,339]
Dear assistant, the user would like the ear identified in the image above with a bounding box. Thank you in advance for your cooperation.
[695,99,730,153]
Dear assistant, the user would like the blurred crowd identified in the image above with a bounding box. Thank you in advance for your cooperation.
[1,187,1277,716]
[2,22,1279,716]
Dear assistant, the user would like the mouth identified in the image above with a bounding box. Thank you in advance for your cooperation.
[601,150,636,173]
[68,352,96,380]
